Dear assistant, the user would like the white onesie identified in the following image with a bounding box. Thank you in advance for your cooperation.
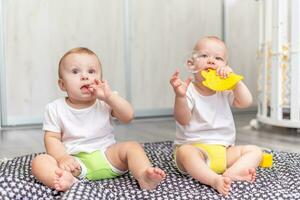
[175,83,236,147]
[43,98,116,155]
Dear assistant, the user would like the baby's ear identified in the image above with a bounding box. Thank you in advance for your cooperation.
[58,79,67,91]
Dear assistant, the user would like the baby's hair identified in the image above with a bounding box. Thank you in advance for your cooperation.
[206,36,223,41]
[58,47,102,79]
[194,36,226,50]
[194,36,228,61]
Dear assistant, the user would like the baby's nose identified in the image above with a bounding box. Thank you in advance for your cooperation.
[80,74,89,81]
[207,58,215,65]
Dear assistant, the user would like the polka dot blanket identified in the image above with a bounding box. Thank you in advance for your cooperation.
[0,141,299,199]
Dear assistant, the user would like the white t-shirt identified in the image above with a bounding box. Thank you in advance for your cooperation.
[175,83,236,147]
[43,98,116,154]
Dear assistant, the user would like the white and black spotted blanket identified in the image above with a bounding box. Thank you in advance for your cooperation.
[0,141,300,200]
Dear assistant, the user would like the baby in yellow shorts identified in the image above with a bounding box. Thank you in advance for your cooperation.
[170,36,262,196]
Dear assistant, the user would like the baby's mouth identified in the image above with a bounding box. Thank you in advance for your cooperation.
[204,66,215,71]
[80,84,90,89]
[80,84,91,93]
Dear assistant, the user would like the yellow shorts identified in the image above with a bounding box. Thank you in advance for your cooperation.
[174,143,227,174]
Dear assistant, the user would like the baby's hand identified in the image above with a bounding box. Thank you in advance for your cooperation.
[58,155,80,173]
[89,79,113,101]
[170,69,192,97]
[216,65,233,79]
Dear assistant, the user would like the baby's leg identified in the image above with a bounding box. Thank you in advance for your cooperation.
[31,154,77,191]
[223,145,262,182]
[176,144,231,196]
[105,141,166,190]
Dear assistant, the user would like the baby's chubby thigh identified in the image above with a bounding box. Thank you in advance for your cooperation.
[105,141,144,171]
[174,144,206,172]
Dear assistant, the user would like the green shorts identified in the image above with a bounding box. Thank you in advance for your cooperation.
[73,150,127,181]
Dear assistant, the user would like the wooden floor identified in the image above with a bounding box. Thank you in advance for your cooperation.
[0,112,300,159]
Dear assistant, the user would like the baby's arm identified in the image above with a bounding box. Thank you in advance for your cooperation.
[44,131,80,172]
[89,79,134,123]
[232,81,253,108]
[216,66,252,108]
[170,70,193,125]
[105,92,134,123]
[174,96,191,125]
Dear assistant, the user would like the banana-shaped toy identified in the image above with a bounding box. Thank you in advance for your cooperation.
[201,69,244,91]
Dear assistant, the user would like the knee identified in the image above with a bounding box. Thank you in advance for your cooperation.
[123,141,143,150]
[31,154,43,174]
[244,145,263,157]
[32,154,45,169]
[31,154,56,173]
[118,141,144,164]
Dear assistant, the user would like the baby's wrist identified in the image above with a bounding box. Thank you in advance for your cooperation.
[103,91,117,104]
[175,94,186,99]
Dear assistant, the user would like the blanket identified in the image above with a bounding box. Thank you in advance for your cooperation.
[0,141,300,199]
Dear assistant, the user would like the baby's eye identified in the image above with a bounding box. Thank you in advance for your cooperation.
[215,57,224,61]
[199,54,208,58]
[88,69,96,74]
[72,69,79,74]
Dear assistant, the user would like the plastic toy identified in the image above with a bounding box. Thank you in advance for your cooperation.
[185,51,201,73]
[201,69,244,91]
[259,152,273,168]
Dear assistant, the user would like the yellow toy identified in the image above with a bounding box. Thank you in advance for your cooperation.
[201,69,244,91]
[259,152,273,168]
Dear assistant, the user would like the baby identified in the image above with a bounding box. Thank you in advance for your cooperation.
[31,47,165,191]
[169,36,262,196]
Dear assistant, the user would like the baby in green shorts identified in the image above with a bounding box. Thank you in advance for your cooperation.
[31,47,166,191]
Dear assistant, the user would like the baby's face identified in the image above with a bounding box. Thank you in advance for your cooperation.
[192,38,227,73]
[59,53,101,101]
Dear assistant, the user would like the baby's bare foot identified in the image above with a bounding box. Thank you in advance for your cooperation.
[212,176,231,196]
[53,168,77,191]
[138,167,166,190]
[247,168,256,182]
[224,168,256,182]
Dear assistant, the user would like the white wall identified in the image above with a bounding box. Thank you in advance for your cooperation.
[0,0,259,126]
[129,0,222,115]
[1,0,125,125]
[225,0,260,105]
